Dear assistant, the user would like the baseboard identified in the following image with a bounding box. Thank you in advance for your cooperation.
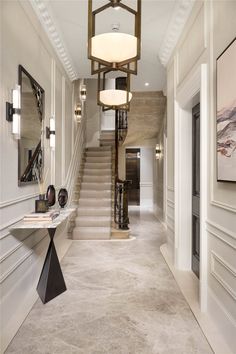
[160,243,233,354]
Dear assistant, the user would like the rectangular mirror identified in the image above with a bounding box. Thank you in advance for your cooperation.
[18,65,44,185]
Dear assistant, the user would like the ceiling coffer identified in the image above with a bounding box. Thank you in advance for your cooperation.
[88,0,141,75]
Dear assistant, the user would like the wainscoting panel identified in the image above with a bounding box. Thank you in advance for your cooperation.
[211,251,236,301]
[207,220,236,352]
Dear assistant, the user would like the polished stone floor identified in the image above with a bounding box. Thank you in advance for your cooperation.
[6,207,213,354]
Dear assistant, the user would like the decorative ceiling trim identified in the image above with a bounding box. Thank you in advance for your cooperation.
[30,0,78,81]
[158,0,195,67]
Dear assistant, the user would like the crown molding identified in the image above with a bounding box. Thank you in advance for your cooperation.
[30,0,78,81]
[158,0,195,67]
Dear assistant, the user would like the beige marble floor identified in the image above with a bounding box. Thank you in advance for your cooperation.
[6,207,213,354]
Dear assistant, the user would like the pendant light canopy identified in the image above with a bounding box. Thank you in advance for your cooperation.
[88,0,141,75]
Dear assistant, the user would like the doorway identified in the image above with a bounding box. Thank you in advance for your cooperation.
[192,103,200,278]
[126,148,140,205]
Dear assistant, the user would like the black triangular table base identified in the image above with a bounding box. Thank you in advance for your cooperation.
[37,228,66,304]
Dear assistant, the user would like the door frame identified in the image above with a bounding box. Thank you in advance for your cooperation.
[174,64,208,312]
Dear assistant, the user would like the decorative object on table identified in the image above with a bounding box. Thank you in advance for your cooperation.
[46,184,56,207]
[23,210,60,222]
[216,37,236,182]
[58,188,68,208]
[35,168,49,212]
[35,194,48,213]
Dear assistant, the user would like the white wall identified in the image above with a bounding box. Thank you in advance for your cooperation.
[100,79,115,131]
[0,2,85,352]
[140,147,153,208]
[85,79,100,147]
[165,1,236,351]
[153,112,166,221]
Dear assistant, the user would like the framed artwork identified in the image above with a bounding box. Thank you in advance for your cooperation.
[216,37,236,182]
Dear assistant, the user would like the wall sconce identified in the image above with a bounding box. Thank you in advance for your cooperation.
[6,85,21,139]
[80,85,86,101]
[156,144,161,160]
[46,117,55,149]
[75,103,82,123]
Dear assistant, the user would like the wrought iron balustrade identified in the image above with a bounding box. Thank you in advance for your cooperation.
[114,179,131,230]
[117,109,128,143]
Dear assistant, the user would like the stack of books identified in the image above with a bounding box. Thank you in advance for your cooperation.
[23,211,60,222]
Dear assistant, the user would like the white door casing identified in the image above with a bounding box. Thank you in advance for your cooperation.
[174,64,208,312]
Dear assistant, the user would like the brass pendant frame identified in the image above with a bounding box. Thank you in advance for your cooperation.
[88,0,141,75]
[97,68,131,111]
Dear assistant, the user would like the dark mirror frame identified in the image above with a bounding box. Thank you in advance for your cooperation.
[18,65,45,186]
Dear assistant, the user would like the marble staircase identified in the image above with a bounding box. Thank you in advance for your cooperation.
[72,146,112,240]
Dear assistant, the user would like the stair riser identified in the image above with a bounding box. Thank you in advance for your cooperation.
[77,209,111,216]
[80,190,111,198]
[83,169,111,176]
[79,199,111,207]
[73,226,110,240]
[81,183,111,190]
[100,142,115,146]
[82,176,112,183]
[73,232,110,240]
[86,147,112,151]
[84,163,112,169]
[75,219,111,227]
[100,133,115,138]
[86,157,111,163]
[85,152,112,158]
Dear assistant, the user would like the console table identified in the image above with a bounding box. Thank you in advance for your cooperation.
[10,208,75,304]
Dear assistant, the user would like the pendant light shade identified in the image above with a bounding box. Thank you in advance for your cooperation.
[100,89,132,107]
[91,33,137,63]
[97,71,132,111]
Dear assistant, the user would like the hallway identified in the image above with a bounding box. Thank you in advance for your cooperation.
[6,209,212,354]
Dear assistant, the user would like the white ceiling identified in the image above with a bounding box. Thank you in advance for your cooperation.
[32,0,194,91]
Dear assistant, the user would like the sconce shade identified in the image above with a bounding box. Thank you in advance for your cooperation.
[91,33,137,63]
[6,84,21,139]
[99,89,132,107]
[80,85,86,101]
[156,144,161,159]
[75,104,82,123]
[49,117,55,149]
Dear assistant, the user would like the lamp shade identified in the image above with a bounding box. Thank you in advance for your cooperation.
[12,85,21,139]
[99,89,132,107]
[49,117,55,149]
[91,33,137,63]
